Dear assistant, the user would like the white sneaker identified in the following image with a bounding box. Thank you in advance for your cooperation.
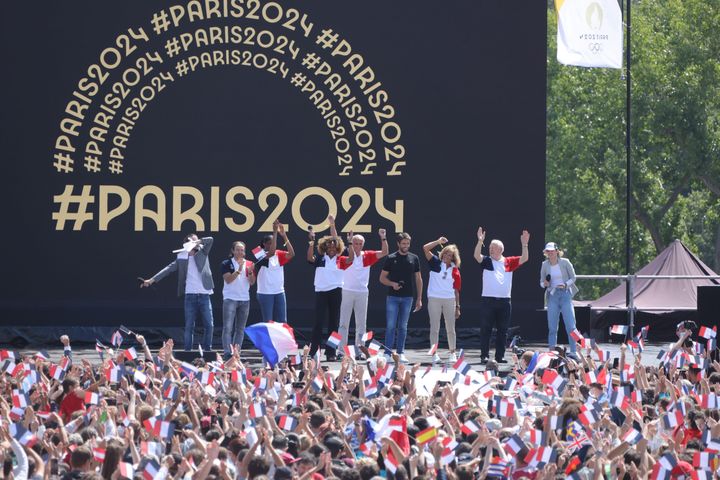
[432,353,441,363]
[448,352,457,362]
[399,353,408,363]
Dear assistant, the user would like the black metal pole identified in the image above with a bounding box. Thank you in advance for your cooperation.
[625,0,633,336]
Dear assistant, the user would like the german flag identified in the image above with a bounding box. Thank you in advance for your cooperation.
[416,426,438,445]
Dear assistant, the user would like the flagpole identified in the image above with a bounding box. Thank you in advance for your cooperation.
[624,0,634,337]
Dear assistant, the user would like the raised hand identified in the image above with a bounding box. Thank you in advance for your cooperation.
[437,236,448,244]
[477,227,486,242]
[521,230,530,245]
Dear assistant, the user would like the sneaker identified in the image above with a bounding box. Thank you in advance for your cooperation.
[481,357,489,364]
[496,358,508,363]
[448,352,457,362]
[432,353,441,363]
[356,351,367,361]
[326,354,337,362]
[399,353,409,363]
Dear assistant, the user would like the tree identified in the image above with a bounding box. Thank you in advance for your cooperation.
[546,0,720,299]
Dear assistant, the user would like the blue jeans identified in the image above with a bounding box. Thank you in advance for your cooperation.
[547,289,577,352]
[222,299,250,355]
[184,294,214,351]
[257,292,287,323]
[385,296,413,354]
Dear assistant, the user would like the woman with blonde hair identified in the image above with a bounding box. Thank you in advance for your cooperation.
[423,237,462,363]
[540,242,579,356]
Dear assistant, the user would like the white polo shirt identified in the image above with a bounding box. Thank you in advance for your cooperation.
[311,254,345,292]
[426,255,461,299]
[479,256,521,298]
[221,258,254,301]
[256,250,291,295]
[339,250,381,293]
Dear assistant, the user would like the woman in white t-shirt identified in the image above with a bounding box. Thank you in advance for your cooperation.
[539,242,579,354]
[254,220,295,323]
[423,237,462,363]
[307,215,345,361]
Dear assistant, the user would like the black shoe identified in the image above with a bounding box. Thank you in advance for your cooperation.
[356,352,367,361]
[326,354,337,362]
[496,358,508,363]
[481,357,489,364]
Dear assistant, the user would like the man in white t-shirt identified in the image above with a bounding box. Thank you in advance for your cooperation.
[141,234,215,351]
[474,227,530,363]
[220,241,256,359]
[337,228,389,356]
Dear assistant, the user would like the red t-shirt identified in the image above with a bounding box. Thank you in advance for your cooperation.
[59,390,86,422]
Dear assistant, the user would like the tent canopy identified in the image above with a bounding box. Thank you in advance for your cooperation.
[578,239,719,312]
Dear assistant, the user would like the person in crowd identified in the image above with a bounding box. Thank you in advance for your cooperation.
[337,228,389,358]
[307,216,345,361]
[379,232,422,363]
[539,242,579,357]
[220,241,256,359]
[422,236,462,363]
[254,220,295,323]
[140,234,215,351]
[474,227,530,363]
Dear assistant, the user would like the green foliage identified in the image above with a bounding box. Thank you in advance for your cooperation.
[546,0,720,299]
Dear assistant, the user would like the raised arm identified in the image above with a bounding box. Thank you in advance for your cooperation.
[519,230,530,265]
[307,228,316,263]
[328,214,338,239]
[378,228,389,259]
[474,227,486,263]
[278,221,294,258]
[423,237,447,261]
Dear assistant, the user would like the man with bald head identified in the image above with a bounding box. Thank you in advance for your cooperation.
[474,227,530,363]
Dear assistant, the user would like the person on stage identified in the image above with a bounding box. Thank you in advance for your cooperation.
[474,227,529,363]
[422,237,462,363]
[337,228,389,358]
[141,234,215,352]
[254,220,295,323]
[380,232,423,363]
[539,242,579,356]
[220,241,255,359]
[307,215,345,361]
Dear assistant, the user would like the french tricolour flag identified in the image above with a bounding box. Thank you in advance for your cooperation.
[10,422,37,447]
[124,347,138,361]
[343,345,356,360]
[84,391,100,405]
[111,330,123,348]
[244,322,298,367]
[326,331,342,349]
[362,331,373,342]
[367,341,382,356]
[252,246,266,261]
[143,459,161,480]
[610,325,628,335]
[250,402,266,418]
[699,326,717,339]
[453,357,471,375]
[278,415,298,431]
[428,343,438,356]
[503,434,527,456]
[144,418,175,440]
[118,463,134,479]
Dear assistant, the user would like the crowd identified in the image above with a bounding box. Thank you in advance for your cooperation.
[1,318,719,480]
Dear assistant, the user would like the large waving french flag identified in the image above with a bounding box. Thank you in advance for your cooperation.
[245,322,298,367]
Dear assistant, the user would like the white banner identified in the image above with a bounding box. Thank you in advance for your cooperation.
[556,0,623,68]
